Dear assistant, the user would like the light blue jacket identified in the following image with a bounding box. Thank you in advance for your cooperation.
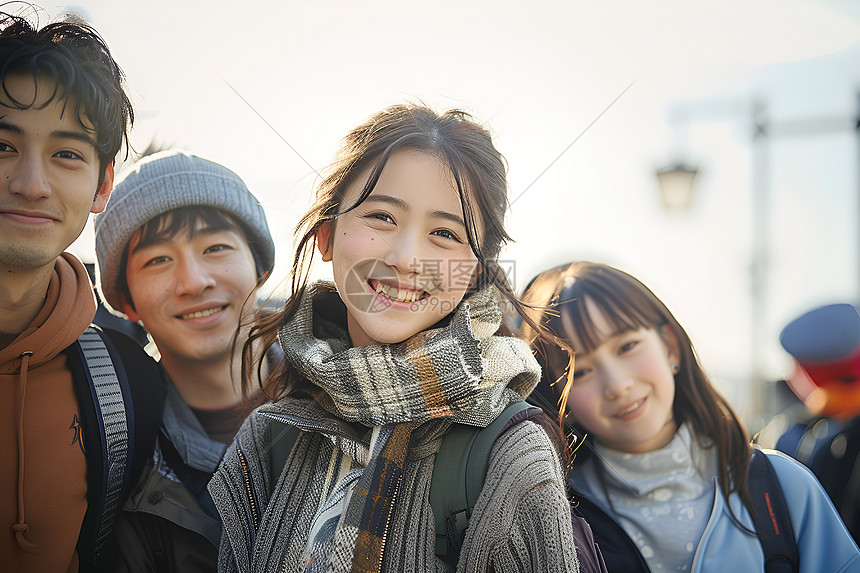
[574,449,860,572]
[702,450,859,572]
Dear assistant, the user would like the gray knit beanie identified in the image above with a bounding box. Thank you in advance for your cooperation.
[94,150,275,314]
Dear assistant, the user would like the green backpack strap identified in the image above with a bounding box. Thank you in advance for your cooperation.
[430,399,532,564]
[268,419,301,489]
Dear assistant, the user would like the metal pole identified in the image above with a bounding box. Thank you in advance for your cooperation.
[751,100,769,420]
[856,91,860,301]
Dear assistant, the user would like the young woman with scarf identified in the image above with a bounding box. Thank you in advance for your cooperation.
[208,104,582,573]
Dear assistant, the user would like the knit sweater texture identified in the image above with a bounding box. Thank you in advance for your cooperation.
[209,282,580,572]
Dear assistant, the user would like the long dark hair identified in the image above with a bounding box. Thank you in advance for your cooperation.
[241,104,563,421]
[520,261,754,510]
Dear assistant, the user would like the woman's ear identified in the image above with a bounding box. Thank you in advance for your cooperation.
[316,221,334,262]
[660,324,681,367]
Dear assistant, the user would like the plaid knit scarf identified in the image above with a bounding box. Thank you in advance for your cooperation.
[278,281,540,572]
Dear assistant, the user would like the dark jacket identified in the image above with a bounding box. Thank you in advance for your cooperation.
[574,494,650,572]
[114,382,226,573]
[114,346,280,573]
[778,415,860,544]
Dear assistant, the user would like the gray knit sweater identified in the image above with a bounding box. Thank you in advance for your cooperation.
[209,284,579,572]
[209,398,580,572]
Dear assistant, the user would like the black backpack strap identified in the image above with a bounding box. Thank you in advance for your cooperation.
[430,400,534,564]
[74,325,131,569]
[102,328,165,488]
[748,448,799,573]
[575,494,648,572]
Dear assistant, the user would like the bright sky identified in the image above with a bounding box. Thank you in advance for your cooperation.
[44,0,860,427]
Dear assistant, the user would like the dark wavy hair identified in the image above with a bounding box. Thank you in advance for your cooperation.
[0,9,133,183]
[520,261,754,511]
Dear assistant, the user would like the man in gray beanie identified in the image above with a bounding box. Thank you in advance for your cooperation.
[94,149,279,572]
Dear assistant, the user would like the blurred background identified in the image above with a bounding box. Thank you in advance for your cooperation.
[40,0,860,431]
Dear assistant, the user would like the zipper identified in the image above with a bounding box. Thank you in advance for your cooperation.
[690,478,720,572]
[376,470,404,571]
[236,444,260,529]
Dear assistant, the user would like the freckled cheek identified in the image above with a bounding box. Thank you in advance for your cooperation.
[151,281,175,302]
[346,235,386,267]
[129,278,162,307]
[337,225,372,248]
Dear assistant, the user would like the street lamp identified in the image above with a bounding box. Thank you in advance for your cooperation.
[656,163,699,210]
[657,96,859,425]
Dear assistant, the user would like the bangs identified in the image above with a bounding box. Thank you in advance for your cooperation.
[551,276,664,355]
[132,206,238,253]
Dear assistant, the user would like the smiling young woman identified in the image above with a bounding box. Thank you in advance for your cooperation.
[521,261,860,573]
[208,104,582,573]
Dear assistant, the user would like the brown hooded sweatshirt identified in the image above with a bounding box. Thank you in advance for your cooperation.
[0,252,97,572]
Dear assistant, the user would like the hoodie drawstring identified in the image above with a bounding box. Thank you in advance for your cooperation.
[12,351,38,553]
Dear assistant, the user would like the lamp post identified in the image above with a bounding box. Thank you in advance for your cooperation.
[750,101,770,418]
[657,96,859,423]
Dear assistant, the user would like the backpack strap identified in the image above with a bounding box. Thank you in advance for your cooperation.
[75,325,131,568]
[268,419,301,488]
[430,399,533,564]
[747,448,799,573]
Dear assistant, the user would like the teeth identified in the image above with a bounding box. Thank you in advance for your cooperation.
[372,281,421,303]
[618,400,641,417]
[181,307,223,320]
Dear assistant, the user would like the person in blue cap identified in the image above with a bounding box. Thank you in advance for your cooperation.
[775,302,860,543]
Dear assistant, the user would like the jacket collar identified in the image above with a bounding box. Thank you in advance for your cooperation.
[161,381,228,473]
